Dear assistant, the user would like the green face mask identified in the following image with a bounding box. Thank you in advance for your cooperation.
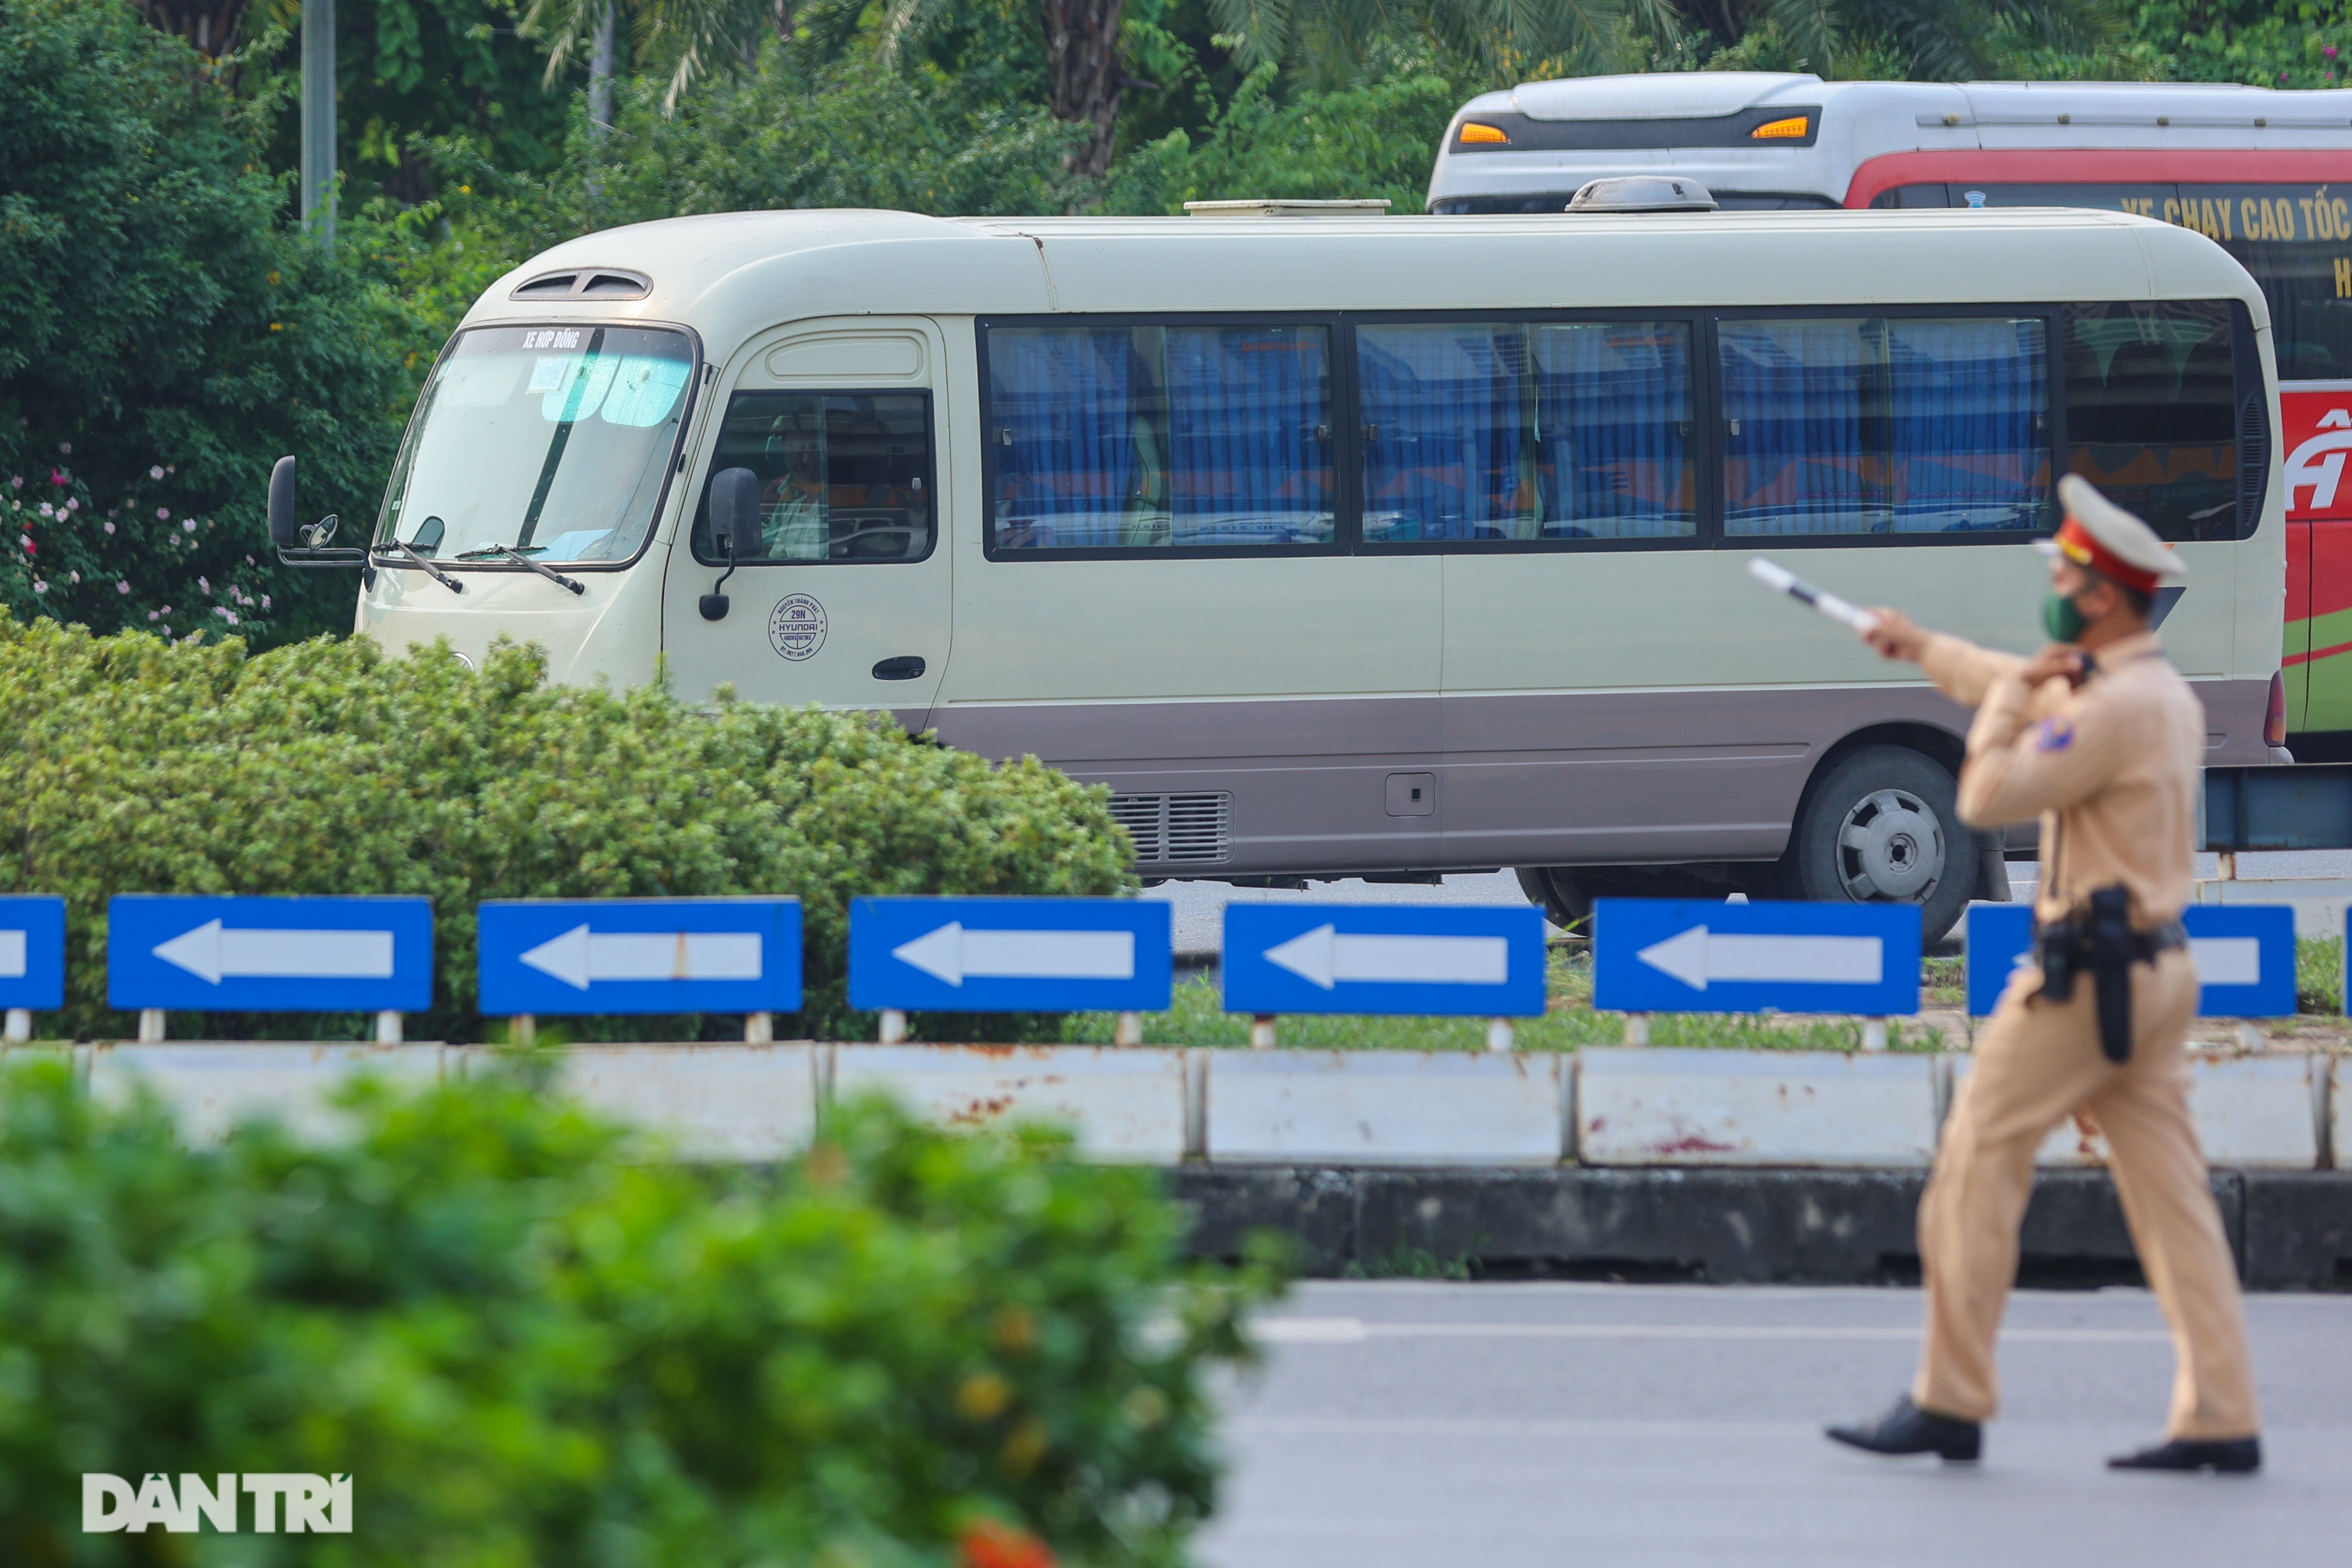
[2042,589,2089,644]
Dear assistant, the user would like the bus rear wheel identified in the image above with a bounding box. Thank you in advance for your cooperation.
[1786,745,1975,943]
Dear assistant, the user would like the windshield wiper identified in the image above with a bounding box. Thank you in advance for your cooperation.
[477,543,585,595]
[375,538,464,594]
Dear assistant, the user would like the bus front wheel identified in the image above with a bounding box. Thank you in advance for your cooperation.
[1786,745,1976,943]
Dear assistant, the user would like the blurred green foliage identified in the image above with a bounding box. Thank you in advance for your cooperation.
[0,0,426,646]
[0,613,1131,1042]
[0,1057,1280,1564]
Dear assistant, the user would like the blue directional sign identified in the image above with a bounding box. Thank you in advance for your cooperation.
[479,898,802,1016]
[1595,898,1922,1016]
[0,895,67,1012]
[1965,903,2296,1018]
[108,895,434,1013]
[850,897,1171,1013]
[1221,904,1547,1017]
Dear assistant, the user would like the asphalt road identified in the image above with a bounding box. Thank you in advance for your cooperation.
[1201,1280,2352,1568]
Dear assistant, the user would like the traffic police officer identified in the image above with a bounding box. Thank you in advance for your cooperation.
[1827,476,2262,1473]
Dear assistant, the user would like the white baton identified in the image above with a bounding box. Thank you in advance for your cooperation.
[1747,557,1881,636]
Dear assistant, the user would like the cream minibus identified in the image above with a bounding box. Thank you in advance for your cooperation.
[290,204,2285,938]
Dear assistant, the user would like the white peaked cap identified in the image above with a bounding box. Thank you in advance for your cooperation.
[2033,475,2189,586]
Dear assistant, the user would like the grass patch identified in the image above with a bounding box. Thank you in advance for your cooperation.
[2299,935,2342,1016]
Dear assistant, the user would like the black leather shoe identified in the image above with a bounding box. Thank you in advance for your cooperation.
[1826,1395,1982,1462]
[2107,1436,2262,1474]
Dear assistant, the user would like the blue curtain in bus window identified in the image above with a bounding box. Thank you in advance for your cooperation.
[1719,319,1884,536]
[1885,318,2048,532]
[987,327,1146,550]
[1532,323,1696,538]
[1357,325,1531,542]
[1162,326,1335,546]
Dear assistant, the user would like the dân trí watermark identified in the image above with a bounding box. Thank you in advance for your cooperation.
[83,1474,352,1534]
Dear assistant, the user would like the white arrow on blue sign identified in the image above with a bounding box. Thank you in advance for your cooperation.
[1221,905,1547,1016]
[1963,904,2295,1018]
[850,898,1172,1013]
[478,898,802,1016]
[0,895,67,1012]
[108,895,434,1013]
[1594,898,1922,1015]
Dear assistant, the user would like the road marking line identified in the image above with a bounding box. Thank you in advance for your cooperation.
[1251,1317,2169,1345]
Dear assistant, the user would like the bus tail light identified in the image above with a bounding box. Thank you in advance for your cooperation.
[2266,672,2288,747]
[1750,116,1810,140]
[1457,122,1509,145]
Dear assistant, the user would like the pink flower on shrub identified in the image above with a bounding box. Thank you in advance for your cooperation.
[149,465,164,480]
[2329,45,2341,58]
[198,576,210,594]
[63,498,76,511]
[156,507,169,521]
[56,443,69,455]
[67,571,78,583]
[50,470,64,486]
[103,521,115,535]
[182,519,195,533]
[147,611,159,622]
[115,581,129,594]
[260,594,270,609]
[8,476,20,490]
[31,580,45,594]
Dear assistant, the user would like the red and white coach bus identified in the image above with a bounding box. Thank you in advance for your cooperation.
[1427,73,2352,752]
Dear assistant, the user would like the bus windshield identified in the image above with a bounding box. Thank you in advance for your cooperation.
[373,324,696,565]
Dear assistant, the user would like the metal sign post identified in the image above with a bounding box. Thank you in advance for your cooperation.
[1595,898,1922,1023]
[1965,904,2297,1021]
[0,895,67,1042]
[478,898,803,1038]
[107,895,432,1037]
[1221,905,1548,1049]
[848,897,1173,1039]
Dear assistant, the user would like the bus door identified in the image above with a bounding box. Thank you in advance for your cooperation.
[2284,382,2352,732]
[662,319,952,725]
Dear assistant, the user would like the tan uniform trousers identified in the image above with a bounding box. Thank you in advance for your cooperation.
[1913,946,2260,1440]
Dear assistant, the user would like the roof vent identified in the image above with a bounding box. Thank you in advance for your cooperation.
[1183,199,1392,217]
[1566,176,1719,213]
[508,267,654,302]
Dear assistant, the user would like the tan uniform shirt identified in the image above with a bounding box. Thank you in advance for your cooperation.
[1918,629,2202,925]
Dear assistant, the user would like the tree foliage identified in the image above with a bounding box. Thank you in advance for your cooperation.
[0,0,424,646]
[0,1058,1282,1565]
[0,614,1133,1043]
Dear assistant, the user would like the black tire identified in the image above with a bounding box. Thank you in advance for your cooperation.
[1515,866,1591,933]
[1786,745,1976,944]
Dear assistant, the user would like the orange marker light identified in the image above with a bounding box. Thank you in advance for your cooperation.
[1457,122,1509,145]
[1750,116,1810,140]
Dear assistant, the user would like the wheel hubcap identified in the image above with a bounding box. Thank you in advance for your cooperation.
[1835,787,1944,903]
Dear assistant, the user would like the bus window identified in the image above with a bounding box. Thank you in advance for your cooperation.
[2062,301,2243,541]
[2179,184,2352,380]
[1719,315,2051,536]
[984,323,1336,553]
[1356,320,1697,543]
[690,391,935,563]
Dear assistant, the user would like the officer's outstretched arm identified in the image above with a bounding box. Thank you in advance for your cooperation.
[1954,681,2118,826]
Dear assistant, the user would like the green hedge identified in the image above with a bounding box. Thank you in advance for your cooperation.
[0,1056,1279,1564]
[0,614,1133,1041]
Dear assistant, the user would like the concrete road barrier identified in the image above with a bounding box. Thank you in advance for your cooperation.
[86,1042,443,1145]
[833,1044,1189,1162]
[1576,1047,1939,1167]
[1205,1050,1566,1166]
[1951,1052,2323,1170]
[506,1043,820,1161]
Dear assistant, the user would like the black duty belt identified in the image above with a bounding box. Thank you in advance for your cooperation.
[2032,886,2184,1065]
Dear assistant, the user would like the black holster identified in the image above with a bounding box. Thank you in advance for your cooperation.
[2035,886,2170,1065]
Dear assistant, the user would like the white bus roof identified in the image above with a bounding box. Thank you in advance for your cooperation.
[1431,73,2352,210]
[463,207,2267,359]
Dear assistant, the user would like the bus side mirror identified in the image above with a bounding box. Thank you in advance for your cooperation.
[268,456,299,548]
[700,467,759,621]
